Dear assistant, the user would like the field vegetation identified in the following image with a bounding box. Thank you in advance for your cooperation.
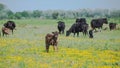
[0,2,120,68]
[0,18,120,68]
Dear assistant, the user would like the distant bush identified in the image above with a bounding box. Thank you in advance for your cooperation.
[0,3,120,20]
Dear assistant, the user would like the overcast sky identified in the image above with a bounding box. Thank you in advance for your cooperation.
[0,0,120,12]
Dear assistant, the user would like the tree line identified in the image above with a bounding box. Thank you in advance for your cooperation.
[0,3,120,20]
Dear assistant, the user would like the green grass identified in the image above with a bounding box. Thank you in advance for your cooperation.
[0,18,120,68]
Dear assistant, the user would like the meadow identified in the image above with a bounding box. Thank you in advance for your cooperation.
[0,18,120,68]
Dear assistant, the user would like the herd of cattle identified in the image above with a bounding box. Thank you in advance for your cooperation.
[57,18,117,38]
[47,18,118,52]
[0,18,118,52]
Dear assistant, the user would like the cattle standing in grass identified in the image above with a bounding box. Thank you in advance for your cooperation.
[109,23,117,30]
[66,23,88,37]
[45,31,59,52]
[1,27,10,36]
[57,21,65,34]
[66,18,88,37]
[91,18,108,32]
[4,21,16,34]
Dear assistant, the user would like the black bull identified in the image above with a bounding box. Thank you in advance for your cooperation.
[91,18,108,31]
[57,21,65,34]
[66,23,88,37]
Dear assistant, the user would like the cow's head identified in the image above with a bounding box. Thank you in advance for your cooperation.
[66,30,71,36]
[103,18,108,24]
[80,18,86,23]
[76,18,80,22]
[52,31,59,40]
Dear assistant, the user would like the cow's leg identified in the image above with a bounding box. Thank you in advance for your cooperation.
[110,26,112,30]
[54,42,58,52]
[0,32,1,37]
[54,45,58,52]
[84,31,86,36]
[82,31,85,36]
[0,31,2,37]
[62,30,64,34]
[94,28,97,32]
[59,29,62,34]
[86,31,88,36]
[46,44,49,53]
[99,27,102,32]
[84,30,88,36]
[12,29,13,34]
[73,33,76,37]
[55,46,58,52]
[53,45,55,51]
[111,26,113,30]
[2,31,4,37]
[77,32,79,37]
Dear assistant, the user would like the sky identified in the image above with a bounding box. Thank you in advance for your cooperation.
[0,0,120,12]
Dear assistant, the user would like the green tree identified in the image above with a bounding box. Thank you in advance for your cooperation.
[0,3,8,19]
[110,10,120,18]
[7,10,14,19]
[14,12,22,19]
[0,3,6,11]
[21,11,30,18]
[33,10,42,18]
[52,12,59,19]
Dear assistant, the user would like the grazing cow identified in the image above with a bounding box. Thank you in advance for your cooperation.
[45,31,59,52]
[1,27,10,36]
[66,18,88,37]
[109,23,117,30]
[57,21,65,34]
[4,21,16,34]
[91,18,108,32]
[66,23,80,37]
[89,29,93,38]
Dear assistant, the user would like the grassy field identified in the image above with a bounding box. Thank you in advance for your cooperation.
[0,18,120,68]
